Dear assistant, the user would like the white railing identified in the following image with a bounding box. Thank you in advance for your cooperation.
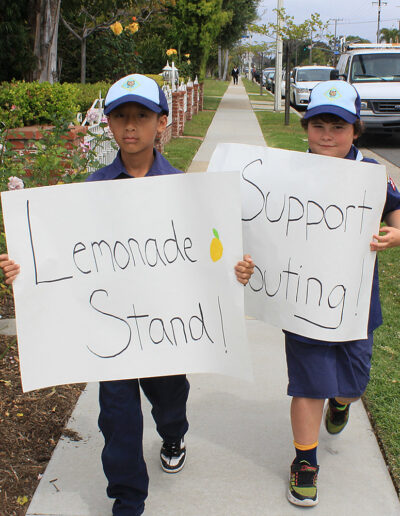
[82,95,117,173]
[179,82,187,112]
[162,84,173,127]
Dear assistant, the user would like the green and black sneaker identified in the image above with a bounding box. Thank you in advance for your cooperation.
[288,461,319,507]
[325,399,350,435]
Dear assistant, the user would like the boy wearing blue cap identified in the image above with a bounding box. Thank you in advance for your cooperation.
[286,80,400,507]
[0,73,254,516]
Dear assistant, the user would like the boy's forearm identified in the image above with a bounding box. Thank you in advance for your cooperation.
[384,209,400,230]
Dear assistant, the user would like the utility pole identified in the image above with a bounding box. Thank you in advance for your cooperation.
[372,0,388,43]
[309,27,313,65]
[274,0,283,112]
[330,18,343,66]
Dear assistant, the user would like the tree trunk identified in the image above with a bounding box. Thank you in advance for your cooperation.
[222,48,229,81]
[218,46,222,80]
[31,0,61,83]
[81,37,87,84]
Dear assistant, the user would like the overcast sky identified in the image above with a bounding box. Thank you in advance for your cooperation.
[256,0,400,43]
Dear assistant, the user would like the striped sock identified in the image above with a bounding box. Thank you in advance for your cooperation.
[293,441,318,467]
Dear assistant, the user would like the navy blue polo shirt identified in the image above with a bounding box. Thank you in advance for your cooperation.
[86,148,183,182]
[286,144,400,345]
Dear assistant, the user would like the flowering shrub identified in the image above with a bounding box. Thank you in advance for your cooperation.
[110,21,123,35]
[110,18,140,36]
[166,48,178,56]
[85,108,101,125]
[127,21,139,34]
[7,176,24,190]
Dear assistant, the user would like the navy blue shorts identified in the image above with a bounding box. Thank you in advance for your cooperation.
[285,333,373,399]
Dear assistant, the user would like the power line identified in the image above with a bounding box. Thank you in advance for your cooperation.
[329,17,399,25]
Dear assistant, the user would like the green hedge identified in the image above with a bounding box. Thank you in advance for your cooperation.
[0,75,165,128]
[0,81,81,128]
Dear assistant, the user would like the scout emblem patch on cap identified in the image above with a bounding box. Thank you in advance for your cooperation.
[324,87,342,101]
[121,77,140,91]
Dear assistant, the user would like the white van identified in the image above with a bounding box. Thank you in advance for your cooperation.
[290,65,334,108]
[334,43,400,133]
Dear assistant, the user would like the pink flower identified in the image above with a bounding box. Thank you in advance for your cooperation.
[10,105,17,111]
[80,141,91,153]
[8,176,24,190]
[86,108,99,124]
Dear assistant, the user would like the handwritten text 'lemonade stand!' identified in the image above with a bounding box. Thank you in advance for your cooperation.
[2,173,251,391]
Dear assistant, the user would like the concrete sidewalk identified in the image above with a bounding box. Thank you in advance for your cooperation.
[26,79,400,516]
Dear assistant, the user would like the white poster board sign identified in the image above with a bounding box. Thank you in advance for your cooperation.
[1,173,251,392]
[208,143,387,342]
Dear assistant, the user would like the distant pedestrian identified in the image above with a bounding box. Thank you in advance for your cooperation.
[251,66,256,82]
[285,80,400,507]
[231,66,239,85]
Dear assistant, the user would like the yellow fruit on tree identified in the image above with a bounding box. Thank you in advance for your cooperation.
[210,228,223,262]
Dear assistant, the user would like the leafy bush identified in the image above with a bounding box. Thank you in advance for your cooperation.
[72,82,113,114]
[0,81,81,128]
[0,76,165,129]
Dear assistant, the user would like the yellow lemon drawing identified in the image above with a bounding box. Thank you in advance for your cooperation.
[210,228,223,262]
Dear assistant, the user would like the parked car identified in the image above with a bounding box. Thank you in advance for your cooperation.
[290,65,334,109]
[262,67,274,87]
[271,70,286,98]
[332,43,400,133]
[265,69,275,91]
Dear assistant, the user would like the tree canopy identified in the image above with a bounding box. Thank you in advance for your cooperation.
[3,0,261,83]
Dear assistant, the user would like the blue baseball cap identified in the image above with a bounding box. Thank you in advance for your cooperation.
[104,74,169,115]
[304,80,361,124]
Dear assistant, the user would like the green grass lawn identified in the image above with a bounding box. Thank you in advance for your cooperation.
[203,78,229,96]
[183,111,215,138]
[256,111,308,152]
[203,96,222,110]
[364,246,400,492]
[242,77,264,94]
[163,137,202,172]
[202,78,229,112]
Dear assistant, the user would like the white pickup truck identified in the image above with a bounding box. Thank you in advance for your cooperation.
[332,43,400,133]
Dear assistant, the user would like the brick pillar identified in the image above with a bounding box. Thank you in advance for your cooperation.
[193,83,199,116]
[155,125,172,154]
[178,90,185,136]
[199,82,204,112]
[186,86,194,121]
[172,91,180,137]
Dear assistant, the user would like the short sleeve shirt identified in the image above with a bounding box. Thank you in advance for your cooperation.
[86,149,183,182]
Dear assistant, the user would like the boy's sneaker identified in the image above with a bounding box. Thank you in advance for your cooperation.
[288,461,319,507]
[325,399,350,435]
[160,438,186,473]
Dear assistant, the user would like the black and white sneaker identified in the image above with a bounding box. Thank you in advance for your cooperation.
[160,438,186,473]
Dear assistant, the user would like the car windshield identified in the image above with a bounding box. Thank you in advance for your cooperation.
[296,69,332,81]
[350,53,400,82]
